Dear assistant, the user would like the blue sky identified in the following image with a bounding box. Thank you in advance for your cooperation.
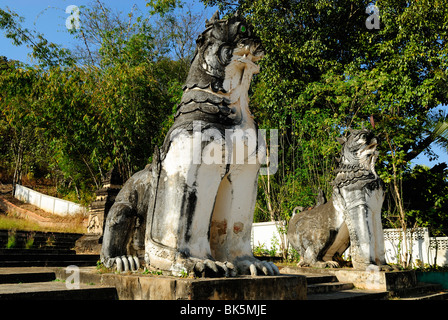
[0,0,215,63]
[1,0,447,168]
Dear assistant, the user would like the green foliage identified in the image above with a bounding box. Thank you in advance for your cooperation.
[205,0,448,231]
[6,230,16,249]
[25,232,35,249]
[397,164,448,236]
[146,0,183,16]
[0,2,191,204]
[1,0,448,238]
[0,8,75,68]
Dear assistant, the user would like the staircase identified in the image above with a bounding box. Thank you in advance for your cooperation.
[0,230,99,267]
[305,273,389,300]
[0,267,118,300]
[0,230,116,299]
[302,272,448,300]
[392,282,448,300]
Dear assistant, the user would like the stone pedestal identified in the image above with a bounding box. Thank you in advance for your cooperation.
[75,168,122,253]
[86,167,122,235]
[53,267,308,300]
[281,266,417,291]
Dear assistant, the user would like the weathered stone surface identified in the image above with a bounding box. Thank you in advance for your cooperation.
[52,267,307,300]
[75,168,123,254]
[288,129,389,270]
[86,167,122,235]
[100,12,275,278]
[282,266,416,291]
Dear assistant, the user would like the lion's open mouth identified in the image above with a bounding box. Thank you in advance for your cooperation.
[234,41,264,65]
[237,53,259,69]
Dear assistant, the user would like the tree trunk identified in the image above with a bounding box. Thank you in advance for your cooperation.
[12,140,24,197]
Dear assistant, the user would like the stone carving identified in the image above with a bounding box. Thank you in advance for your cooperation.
[101,12,279,277]
[86,167,122,235]
[75,168,122,254]
[86,215,100,234]
[287,128,391,270]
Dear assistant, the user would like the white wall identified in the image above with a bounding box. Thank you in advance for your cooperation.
[252,222,448,267]
[429,237,448,266]
[384,228,448,267]
[251,221,287,254]
[14,184,87,216]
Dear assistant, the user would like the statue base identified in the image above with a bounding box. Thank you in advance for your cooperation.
[74,234,102,254]
[281,266,416,292]
[53,267,307,300]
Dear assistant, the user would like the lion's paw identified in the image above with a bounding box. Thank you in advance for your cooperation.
[297,260,310,268]
[234,257,280,276]
[193,259,237,278]
[103,255,140,272]
[315,260,340,268]
[324,260,340,268]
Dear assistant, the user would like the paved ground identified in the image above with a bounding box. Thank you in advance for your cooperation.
[0,267,53,274]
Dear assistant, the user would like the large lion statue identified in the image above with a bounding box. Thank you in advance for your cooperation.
[288,128,391,270]
[100,12,279,277]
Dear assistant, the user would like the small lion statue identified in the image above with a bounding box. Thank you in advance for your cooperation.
[287,128,391,270]
[100,11,279,277]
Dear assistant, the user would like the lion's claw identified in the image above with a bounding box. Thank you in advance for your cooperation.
[103,255,140,272]
[234,258,280,276]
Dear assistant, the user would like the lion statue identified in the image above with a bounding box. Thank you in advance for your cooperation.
[100,11,279,277]
[287,128,391,270]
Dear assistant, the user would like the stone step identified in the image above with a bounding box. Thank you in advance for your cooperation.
[0,281,118,300]
[305,274,338,285]
[0,246,99,267]
[302,272,448,300]
[308,289,389,300]
[302,272,389,300]
[392,282,448,300]
[0,267,118,300]
[392,282,443,297]
[0,248,77,255]
[0,253,99,262]
[400,291,448,300]
[0,230,84,240]
[0,260,99,268]
[307,281,354,294]
[0,270,56,284]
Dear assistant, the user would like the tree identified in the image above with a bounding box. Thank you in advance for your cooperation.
[0,1,203,204]
[201,1,448,265]
[0,8,75,68]
[394,163,448,237]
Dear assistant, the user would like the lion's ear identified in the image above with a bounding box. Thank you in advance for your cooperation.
[212,10,220,21]
[206,10,220,26]
[336,137,346,145]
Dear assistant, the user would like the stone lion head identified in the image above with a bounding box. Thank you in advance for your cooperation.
[333,128,380,188]
[184,11,264,93]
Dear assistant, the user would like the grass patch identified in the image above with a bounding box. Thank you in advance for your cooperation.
[0,215,44,231]
[0,214,86,233]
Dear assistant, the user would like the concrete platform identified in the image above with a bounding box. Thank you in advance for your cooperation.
[281,266,416,291]
[52,267,308,300]
[0,267,118,300]
[0,281,118,300]
[307,289,389,300]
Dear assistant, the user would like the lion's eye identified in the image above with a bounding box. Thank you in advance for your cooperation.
[240,25,247,33]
